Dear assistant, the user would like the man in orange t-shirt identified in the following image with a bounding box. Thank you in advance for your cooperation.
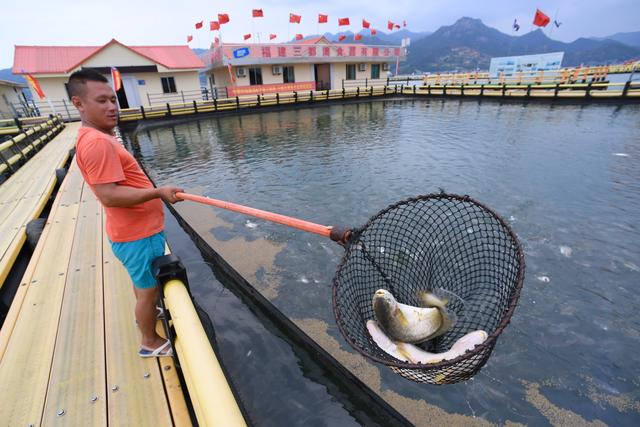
[69,69,182,358]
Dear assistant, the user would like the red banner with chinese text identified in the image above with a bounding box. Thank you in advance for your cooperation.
[227,81,316,97]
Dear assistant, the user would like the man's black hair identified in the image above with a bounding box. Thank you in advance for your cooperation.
[67,68,108,97]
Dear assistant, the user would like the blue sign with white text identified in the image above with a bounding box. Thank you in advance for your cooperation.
[233,47,250,59]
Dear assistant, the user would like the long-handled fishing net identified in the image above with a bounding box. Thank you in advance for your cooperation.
[177,191,525,385]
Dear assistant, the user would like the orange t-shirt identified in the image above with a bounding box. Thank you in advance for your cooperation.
[76,127,163,242]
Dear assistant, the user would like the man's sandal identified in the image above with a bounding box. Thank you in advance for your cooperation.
[138,339,173,358]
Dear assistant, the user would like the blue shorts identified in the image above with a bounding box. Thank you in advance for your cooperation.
[110,232,166,289]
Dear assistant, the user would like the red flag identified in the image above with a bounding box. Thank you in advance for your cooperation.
[355,34,362,41]
[24,73,46,100]
[318,14,328,24]
[362,19,370,29]
[387,21,394,30]
[295,34,304,41]
[371,29,377,35]
[195,21,203,29]
[533,9,550,27]
[218,13,230,24]
[210,21,220,31]
[252,9,263,18]
[270,34,277,40]
[290,13,301,24]
[110,67,122,92]
[338,17,350,26]
[338,35,346,41]
[244,34,252,40]
[187,35,193,43]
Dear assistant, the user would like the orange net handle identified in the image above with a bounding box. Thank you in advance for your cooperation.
[176,192,334,239]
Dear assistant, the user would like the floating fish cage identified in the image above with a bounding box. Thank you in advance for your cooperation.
[333,193,525,384]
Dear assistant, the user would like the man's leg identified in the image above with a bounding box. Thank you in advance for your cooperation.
[134,286,166,349]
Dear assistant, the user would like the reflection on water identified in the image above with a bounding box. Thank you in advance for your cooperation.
[130,99,640,426]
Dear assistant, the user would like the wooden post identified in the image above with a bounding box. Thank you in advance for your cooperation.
[294,91,298,102]
[236,96,240,109]
[166,103,172,117]
[309,90,313,102]
[193,100,198,113]
[326,89,329,100]
[276,93,280,105]
[257,94,261,106]
[140,105,146,119]
[356,87,360,98]
[370,86,374,97]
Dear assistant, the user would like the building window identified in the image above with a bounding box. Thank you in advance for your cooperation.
[346,64,356,80]
[371,64,380,79]
[283,66,295,83]
[161,77,177,93]
[249,67,263,85]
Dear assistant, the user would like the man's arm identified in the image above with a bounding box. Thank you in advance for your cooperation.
[93,183,183,208]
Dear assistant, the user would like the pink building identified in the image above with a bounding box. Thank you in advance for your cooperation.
[202,36,407,96]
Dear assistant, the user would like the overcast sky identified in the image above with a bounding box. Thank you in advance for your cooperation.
[2,0,639,69]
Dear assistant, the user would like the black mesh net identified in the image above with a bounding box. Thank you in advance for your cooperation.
[332,193,525,384]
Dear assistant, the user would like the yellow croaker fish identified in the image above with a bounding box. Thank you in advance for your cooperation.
[372,289,442,343]
[366,320,488,364]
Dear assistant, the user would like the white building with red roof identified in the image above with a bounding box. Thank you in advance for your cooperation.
[202,36,407,96]
[13,39,205,112]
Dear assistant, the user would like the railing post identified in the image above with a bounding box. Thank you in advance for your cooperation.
[326,89,329,100]
[443,84,447,96]
[370,86,374,97]
[140,105,146,119]
[383,86,387,96]
[622,80,631,97]
[365,78,368,88]
[342,88,345,98]
[147,92,151,106]
[413,85,416,95]
[526,84,532,98]
[502,83,507,97]
[400,84,404,94]
[460,83,464,96]
[181,91,185,104]
[427,84,431,96]
[213,98,218,111]
[276,93,280,105]
[386,77,389,86]
[294,91,298,102]
[309,90,313,102]
[166,103,172,117]
[554,83,560,98]
[193,100,198,113]
[356,87,360,98]
[13,117,22,131]
[236,96,240,109]
[585,81,593,99]
[62,99,71,121]
[257,94,261,107]
[342,79,344,90]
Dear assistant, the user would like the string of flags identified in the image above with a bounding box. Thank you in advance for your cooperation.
[185,9,409,45]
[512,8,564,33]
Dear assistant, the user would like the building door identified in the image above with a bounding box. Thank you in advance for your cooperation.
[314,64,331,90]
[121,76,141,108]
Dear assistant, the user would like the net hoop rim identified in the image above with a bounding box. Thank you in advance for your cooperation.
[332,192,526,371]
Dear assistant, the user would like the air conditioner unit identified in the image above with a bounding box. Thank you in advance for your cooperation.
[358,63,367,72]
[236,67,247,77]
[272,65,283,75]
[382,63,390,71]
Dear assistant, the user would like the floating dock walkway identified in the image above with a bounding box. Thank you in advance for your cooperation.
[0,126,246,426]
[116,80,640,126]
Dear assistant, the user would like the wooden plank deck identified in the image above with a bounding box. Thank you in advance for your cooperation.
[0,122,79,290]
[0,159,190,426]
